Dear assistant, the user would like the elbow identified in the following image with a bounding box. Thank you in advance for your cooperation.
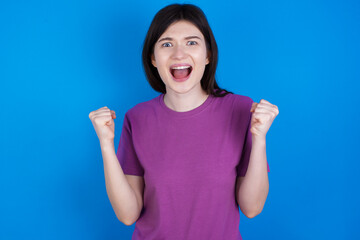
[242,203,264,219]
[119,216,136,226]
[119,208,142,226]
[241,197,267,219]
[114,204,142,226]
[116,208,142,226]
[116,211,138,226]
[123,219,135,226]
[245,210,261,219]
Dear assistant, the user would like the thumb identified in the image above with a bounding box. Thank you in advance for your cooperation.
[250,102,258,112]
[111,110,116,119]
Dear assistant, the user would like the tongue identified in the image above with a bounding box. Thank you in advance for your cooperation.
[173,68,190,79]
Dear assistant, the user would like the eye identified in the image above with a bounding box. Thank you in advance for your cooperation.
[161,42,172,47]
[187,41,198,46]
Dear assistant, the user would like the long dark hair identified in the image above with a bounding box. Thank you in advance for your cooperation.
[142,3,232,97]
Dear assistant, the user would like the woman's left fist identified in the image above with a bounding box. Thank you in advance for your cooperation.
[250,99,279,138]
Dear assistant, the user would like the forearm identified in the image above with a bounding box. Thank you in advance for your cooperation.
[237,136,269,217]
[100,140,140,225]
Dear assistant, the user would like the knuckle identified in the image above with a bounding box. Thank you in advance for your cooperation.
[94,117,104,125]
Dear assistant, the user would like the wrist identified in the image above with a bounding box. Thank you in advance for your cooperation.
[100,139,114,150]
[252,134,266,145]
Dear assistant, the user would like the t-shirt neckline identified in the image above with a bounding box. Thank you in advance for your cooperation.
[158,93,214,118]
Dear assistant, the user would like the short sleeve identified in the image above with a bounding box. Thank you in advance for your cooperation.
[237,99,270,177]
[116,112,144,176]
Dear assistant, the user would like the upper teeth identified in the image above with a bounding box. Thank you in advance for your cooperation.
[171,66,191,70]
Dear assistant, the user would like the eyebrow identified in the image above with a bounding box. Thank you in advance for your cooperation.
[157,35,202,43]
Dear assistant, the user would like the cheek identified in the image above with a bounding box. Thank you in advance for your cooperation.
[154,52,167,67]
[195,48,209,64]
[153,54,169,78]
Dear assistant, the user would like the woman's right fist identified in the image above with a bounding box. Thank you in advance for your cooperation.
[89,106,116,142]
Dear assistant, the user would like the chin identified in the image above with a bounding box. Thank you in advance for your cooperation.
[169,84,201,95]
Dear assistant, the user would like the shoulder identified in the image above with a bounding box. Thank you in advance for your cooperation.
[231,93,254,105]
[225,93,253,110]
[125,94,161,121]
[211,92,253,119]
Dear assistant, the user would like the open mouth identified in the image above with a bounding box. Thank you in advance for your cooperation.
[170,65,193,80]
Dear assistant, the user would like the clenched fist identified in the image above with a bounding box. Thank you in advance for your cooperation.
[250,99,279,138]
[89,106,117,143]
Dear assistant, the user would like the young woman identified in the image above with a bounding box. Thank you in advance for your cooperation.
[89,3,279,240]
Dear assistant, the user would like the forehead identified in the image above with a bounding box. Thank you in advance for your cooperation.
[160,20,204,38]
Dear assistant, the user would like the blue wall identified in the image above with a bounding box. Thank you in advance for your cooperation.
[1,0,359,239]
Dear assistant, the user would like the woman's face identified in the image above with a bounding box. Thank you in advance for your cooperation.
[151,20,209,95]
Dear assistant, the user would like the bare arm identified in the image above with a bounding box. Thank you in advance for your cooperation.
[236,136,269,218]
[89,107,143,225]
[100,140,143,225]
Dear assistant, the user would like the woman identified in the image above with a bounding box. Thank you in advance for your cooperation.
[89,3,279,240]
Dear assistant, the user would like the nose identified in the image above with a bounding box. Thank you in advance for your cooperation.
[171,45,187,60]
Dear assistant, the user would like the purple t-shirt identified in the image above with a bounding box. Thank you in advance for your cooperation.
[116,92,270,240]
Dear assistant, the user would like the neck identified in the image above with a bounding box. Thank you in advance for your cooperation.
[164,89,209,112]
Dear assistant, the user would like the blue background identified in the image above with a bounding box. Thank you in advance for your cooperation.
[1,0,359,239]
